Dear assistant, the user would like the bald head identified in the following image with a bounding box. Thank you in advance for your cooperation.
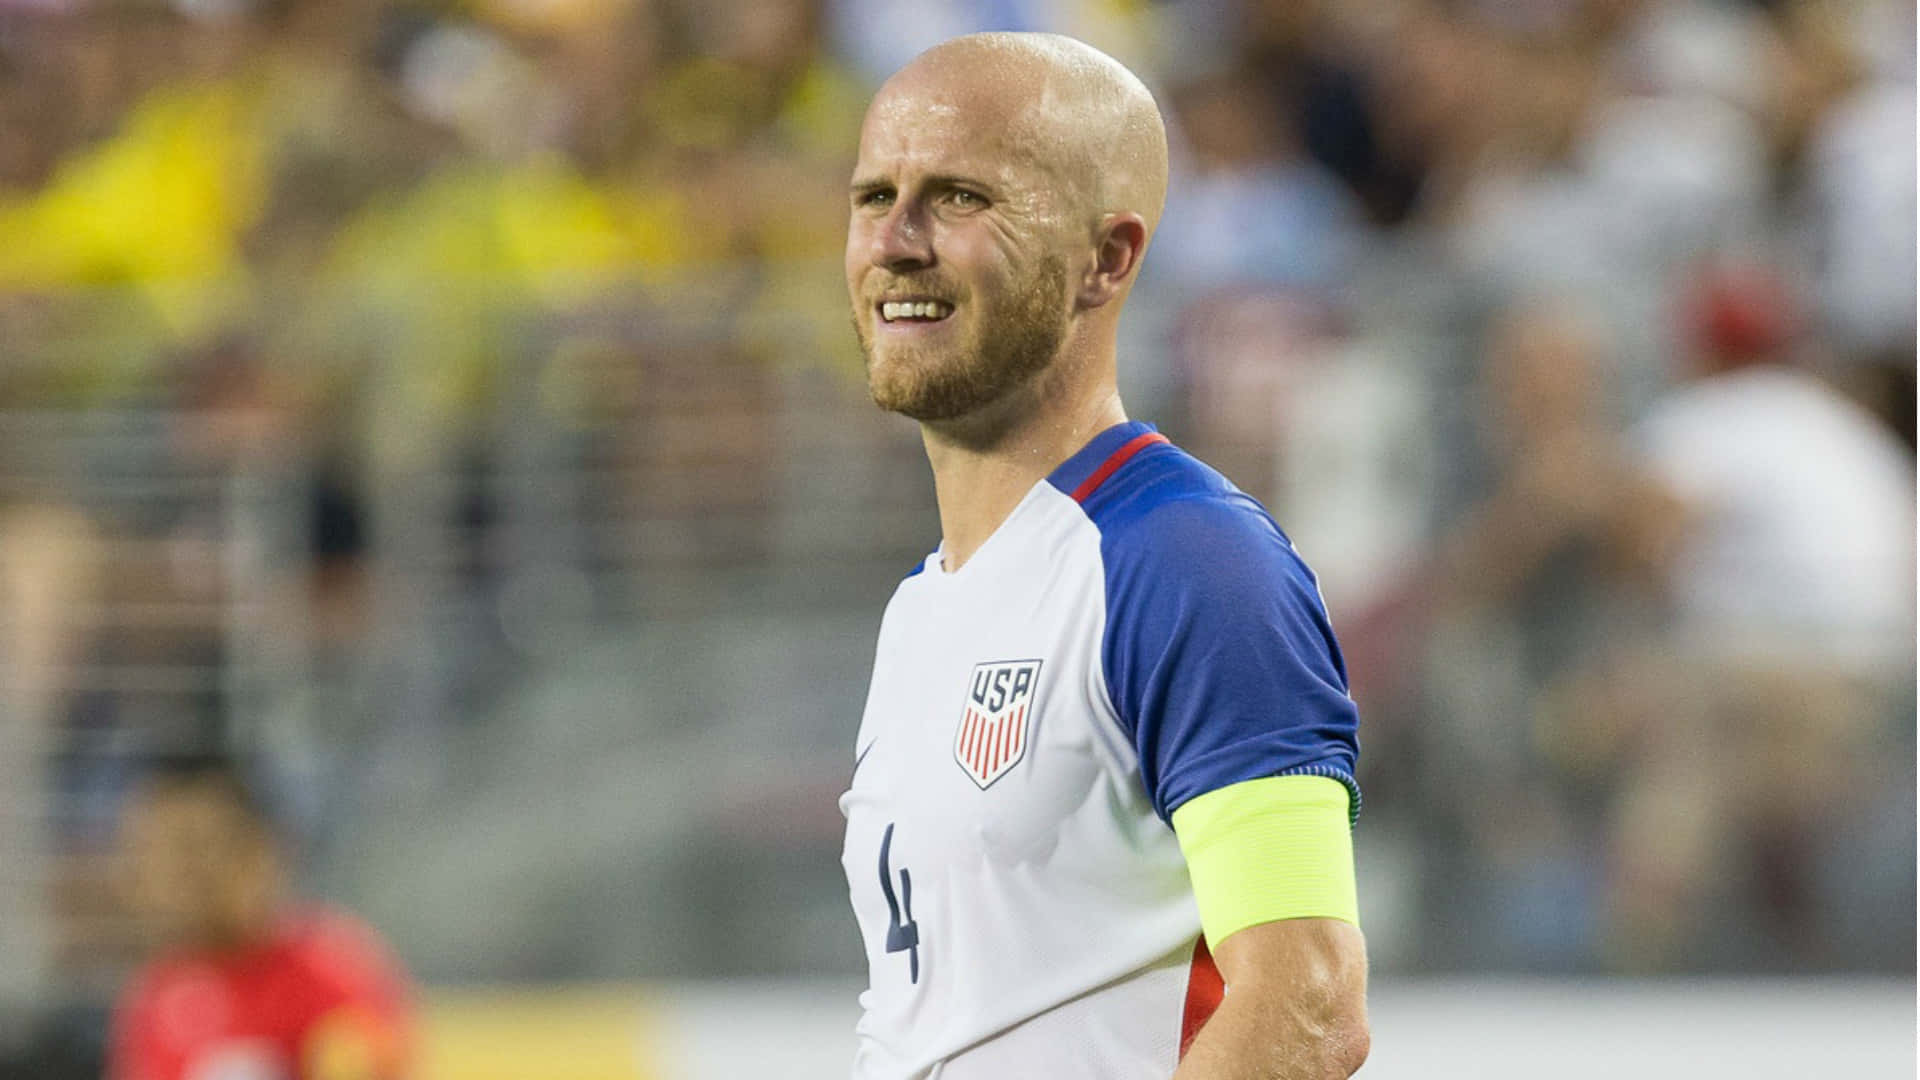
[847,33,1169,426]
[869,32,1169,236]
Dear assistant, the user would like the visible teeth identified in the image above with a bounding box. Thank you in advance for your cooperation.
[881,301,951,322]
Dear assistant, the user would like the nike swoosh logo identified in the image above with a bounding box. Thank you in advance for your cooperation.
[851,740,877,781]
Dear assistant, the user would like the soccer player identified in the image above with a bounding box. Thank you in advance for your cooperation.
[839,32,1368,1080]
[107,756,413,1080]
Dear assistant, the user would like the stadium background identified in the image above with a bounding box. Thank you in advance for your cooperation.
[0,0,1912,1075]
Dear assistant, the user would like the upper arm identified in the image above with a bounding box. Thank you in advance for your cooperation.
[1100,494,1361,823]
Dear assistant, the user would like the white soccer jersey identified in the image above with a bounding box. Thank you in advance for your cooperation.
[840,422,1361,1079]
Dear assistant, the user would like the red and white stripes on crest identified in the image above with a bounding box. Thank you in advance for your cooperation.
[953,658,1042,788]
[959,702,1029,781]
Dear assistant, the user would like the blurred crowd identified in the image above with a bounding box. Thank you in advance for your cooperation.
[0,0,1912,1070]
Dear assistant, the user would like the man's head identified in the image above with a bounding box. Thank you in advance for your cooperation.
[121,755,285,951]
[846,33,1168,425]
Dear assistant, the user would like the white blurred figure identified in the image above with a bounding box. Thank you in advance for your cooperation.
[1794,0,1917,358]
[1614,269,1913,963]
[1636,265,1914,676]
[1464,7,1772,267]
[1805,80,1915,356]
[1445,2,1775,413]
[1273,338,1436,619]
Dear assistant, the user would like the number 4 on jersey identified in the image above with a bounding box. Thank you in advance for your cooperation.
[878,823,919,983]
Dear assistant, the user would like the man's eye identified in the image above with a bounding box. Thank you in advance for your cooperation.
[949,190,983,208]
[860,190,895,208]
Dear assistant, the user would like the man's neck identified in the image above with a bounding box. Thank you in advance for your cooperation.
[922,368,1127,573]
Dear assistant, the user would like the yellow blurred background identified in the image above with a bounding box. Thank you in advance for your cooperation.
[0,0,1911,1076]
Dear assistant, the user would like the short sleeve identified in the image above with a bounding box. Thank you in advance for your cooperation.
[1099,494,1361,823]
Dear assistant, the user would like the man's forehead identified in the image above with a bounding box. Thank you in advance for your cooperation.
[855,83,1057,182]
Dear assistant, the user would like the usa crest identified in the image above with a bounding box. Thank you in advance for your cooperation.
[954,659,1043,789]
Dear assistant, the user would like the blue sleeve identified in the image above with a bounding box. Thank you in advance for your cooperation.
[1100,494,1361,824]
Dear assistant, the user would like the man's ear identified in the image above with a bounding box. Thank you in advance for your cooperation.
[1078,212,1150,309]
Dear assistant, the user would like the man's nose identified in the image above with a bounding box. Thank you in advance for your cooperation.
[870,201,934,272]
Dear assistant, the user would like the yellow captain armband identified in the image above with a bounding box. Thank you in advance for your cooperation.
[1170,774,1359,948]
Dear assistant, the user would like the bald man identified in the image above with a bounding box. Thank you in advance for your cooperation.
[840,33,1368,1079]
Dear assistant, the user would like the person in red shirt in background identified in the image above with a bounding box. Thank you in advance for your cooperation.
[108,756,413,1080]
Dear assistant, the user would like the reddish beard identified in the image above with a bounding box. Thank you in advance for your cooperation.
[857,255,1071,422]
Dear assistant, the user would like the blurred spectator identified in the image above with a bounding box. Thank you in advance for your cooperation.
[0,497,105,1051]
[107,755,414,1080]
[1416,297,1683,969]
[1155,62,1366,294]
[1638,263,1913,675]
[1448,17,1768,307]
[1441,299,1682,638]
[1239,1,1428,227]
[0,60,265,335]
[1556,261,1911,972]
[1780,2,1916,439]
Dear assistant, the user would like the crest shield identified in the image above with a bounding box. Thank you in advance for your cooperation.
[954,659,1043,789]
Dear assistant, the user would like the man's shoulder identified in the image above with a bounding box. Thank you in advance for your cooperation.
[1068,440,1299,576]
[277,907,410,1000]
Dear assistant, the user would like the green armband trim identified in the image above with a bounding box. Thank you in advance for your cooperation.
[1171,774,1359,947]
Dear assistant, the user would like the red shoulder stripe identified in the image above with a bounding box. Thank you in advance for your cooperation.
[1070,431,1169,503]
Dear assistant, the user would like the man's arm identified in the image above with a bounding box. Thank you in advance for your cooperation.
[1168,775,1368,1079]
[1172,917,1370,1080]
[1095,493,1369,1076]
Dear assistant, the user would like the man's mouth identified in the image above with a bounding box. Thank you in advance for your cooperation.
[878,299,955,324]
